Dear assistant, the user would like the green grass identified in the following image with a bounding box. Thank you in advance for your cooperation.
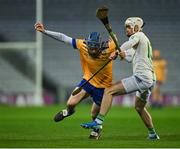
[0,104,180,148]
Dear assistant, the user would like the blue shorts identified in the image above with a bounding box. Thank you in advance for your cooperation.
[77,79,104,106]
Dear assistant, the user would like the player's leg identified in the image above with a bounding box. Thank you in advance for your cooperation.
[89,103,102,139]
[54,88,89,122]
[80,76,154,130]
[91,102,100,120]
[97,76,150,122]
[99,80,126,116]
[81,76,144,129]
[81,80,126,129]
[135,95,154,128]
[135,91,160,140]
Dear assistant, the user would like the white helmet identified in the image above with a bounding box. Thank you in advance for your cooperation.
[125,17,144,32]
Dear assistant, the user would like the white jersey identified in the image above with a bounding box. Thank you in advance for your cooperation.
[120,32,155,83]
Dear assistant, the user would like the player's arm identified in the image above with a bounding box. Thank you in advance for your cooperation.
[122,48,135,63]
[34,22,76,48]
[116,47,136,61]
[120,35,140,51]
[109,48,135,62]
[44,30,73,45]
[109,34,139,60]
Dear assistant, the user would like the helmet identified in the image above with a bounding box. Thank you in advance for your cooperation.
[86,32,102,58]
[125,17,144,32]
[86,32,101,49]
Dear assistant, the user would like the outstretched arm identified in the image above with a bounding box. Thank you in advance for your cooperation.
[34,22,73,45]
[43,30,72,45]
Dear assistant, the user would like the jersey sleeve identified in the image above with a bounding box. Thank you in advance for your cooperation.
[43,30,88,51]
[120,33,140,51]
[74,39,87,51]
[44,30,73,45]
[124,48,136,63]
[72,38,77,49]
[108,39,116,52]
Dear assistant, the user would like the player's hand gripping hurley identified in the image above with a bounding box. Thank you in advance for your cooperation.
[72,6,121,96]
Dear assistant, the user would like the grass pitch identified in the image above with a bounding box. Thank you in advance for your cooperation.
[0,104,180,148]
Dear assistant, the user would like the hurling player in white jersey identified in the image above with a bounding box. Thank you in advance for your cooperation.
[81,17,160,140]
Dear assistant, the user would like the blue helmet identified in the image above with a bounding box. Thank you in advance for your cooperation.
[85,32,102,58]
[86,32,101,49]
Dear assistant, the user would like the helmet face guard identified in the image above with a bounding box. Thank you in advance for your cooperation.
[86,32,101,58]
[87,41,100,49]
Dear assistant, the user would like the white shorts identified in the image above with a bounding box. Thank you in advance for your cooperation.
[121,75,155,101]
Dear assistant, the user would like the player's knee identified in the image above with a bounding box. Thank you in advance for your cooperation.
[135,105,143,114]
[104,87,113,95]
[67,100,77,107]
